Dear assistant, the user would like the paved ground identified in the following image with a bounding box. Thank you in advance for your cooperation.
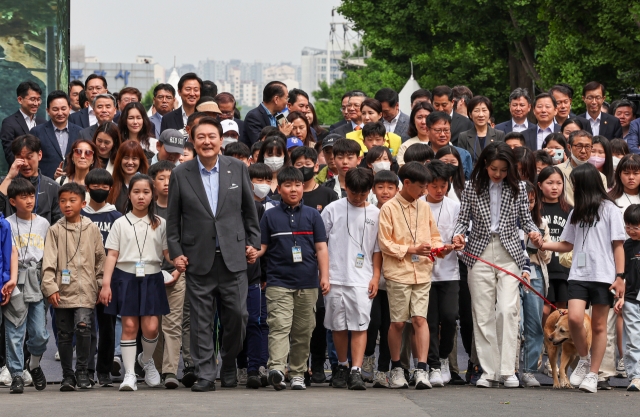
[0,383,637,417]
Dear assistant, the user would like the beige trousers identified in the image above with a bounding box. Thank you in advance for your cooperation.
[153,273,186,374]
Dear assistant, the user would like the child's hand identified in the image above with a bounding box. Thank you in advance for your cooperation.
[98,286,111,306]
[173,255,189,272]
[411,243,432,257]
[246,246,258,264]
[609,277,625,300]
[165,270,181,287]
[452,234,465,250]
[438,245,454,257]
[528,231,542,248]
[368,279,378,299]
[522,271,531,286]
[48,292,60,308]
[1,284,13,306]
[320,277,330,296]
[614,297,624,314]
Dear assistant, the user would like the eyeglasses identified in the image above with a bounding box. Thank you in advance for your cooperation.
[74,149,94,157]
[572,144,592,151]
[431,129,451,134]
[120,98,138,104]
[585,96,603,102]
[625,225,640,232]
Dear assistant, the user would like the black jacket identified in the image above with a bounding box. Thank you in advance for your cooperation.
[160,107,185,132]
[244,104,272,145]
[0,170,61,224]
[1,110,46,165]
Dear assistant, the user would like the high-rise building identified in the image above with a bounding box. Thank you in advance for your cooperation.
[301,44,343,100]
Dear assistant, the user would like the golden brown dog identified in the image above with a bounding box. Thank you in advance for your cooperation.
[543,309,592,389]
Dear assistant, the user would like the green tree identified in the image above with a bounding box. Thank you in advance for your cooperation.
[142,83,157,110]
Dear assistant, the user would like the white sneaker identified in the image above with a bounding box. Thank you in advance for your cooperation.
[502,375,519,388]
[119,371,138,391]
[627,378,640,391]
[439,358,451,383]
[389,367,408,389]
[54,350,60,361]
[22,369,33,386]
[237,368,248,385]
[617,358,628,378]
[476,377,493,388]
[362,355,375,382]
[0,366,11,385]
[137,353,162,387]
[428,368,444,387]
[570,357,591,387]
[290,376,306,390]
[521,372,540,387]
[579,372,598,393]
[414,369,431,389]
[373,371,389,388]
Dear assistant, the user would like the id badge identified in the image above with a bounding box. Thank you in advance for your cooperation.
[576,252,586,267]
[61,269,71,285]
[292,246,302,263]
[355,253,365,268]
[136,261,146,278]
[411,254,420,263]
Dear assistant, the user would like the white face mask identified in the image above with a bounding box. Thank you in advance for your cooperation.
[252,183,271,199]
[264,156,285,171]
[571,152,588,166]
[372,161,391,173]
[222,136,238,149]
[612,156,621,170]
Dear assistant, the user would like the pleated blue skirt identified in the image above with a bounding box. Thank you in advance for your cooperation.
[104,268,170,317]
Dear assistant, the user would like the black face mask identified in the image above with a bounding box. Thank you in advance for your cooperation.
[299,166,315,182]
[89,188,110,204]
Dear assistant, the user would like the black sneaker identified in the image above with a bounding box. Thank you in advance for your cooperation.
[332,365,348,388]
[449,371,466,385]
[347,369,366,390]
[406,369,416,387]
[597,379,612,390]
[311,362,327,384]
[328,364,337,386]
[30,366,47,390]
[181,366,197,388]
[465,360,474,384]
[268,369,286,391]
[76,372,92,389]
[98,373,113,387]
[10,375,24,394]
[60,375,76,391]
[134,360,145,378]
[246,370,261,389]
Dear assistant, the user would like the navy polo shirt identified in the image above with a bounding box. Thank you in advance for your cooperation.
[260,199,327,289]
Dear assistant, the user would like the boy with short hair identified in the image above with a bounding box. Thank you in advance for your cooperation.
[504,132,526,149]
[323,139,362,198]
[362,122,386,152]
[258,166,330,391]
[41,182,105,391]
[249,163,278,210]
[622,204,640,391]
[2,178,49,393]
[378,162,450,390]
[403,143,434,165]
[152,129,185,165]
[315,134,341,185]
[250,141,263,165]
[81,168,122,387]
[225,142,251,167]
[423,160,461,387]
[180,141,196,164]
[322,168,382,390]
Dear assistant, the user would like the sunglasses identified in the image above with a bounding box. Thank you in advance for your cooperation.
[74,149,94,157]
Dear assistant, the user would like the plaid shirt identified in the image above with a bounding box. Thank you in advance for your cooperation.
[454,180,537,270]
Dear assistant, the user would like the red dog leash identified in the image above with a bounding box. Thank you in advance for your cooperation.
[453,250,557,310]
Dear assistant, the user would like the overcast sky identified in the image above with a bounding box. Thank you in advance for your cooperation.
[71,0,344,68]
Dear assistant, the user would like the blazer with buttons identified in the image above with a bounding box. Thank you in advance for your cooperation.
[457,126,505,163]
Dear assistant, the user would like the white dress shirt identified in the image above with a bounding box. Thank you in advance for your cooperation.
[383,113,400,134]
[182,107,188,127]
[19,110,37,130]
[489,181,503,233]
[537,124,555,149]
[88,107,97,126]
[587,112,601,136]
[512,119,529,133]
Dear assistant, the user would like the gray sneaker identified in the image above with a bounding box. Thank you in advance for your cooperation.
[237,368,248,385]
[373,371,389,388]
[415,369,432,390]
[389,367,408,389]
[362,356,375,383]
[521,372,540,387]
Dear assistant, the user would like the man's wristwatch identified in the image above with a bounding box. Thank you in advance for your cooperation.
[616,273,625,279]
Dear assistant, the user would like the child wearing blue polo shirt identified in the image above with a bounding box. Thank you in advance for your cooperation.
[257,166,330,391]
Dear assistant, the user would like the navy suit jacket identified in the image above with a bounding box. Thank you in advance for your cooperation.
[68,107,90,129]
[578,112,623,140]
[1,110,46,165]
[30,120,82,179]
[329,119,348,132]
[160,107,185,132]
[522,123,561,150]
[394,111,411,142]
[494,119,515,135]
[244,104,272,145]
[450,112,475,146]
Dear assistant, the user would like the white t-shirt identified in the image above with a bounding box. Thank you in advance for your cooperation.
[105,213,168,275]
[560,200,626,284]
[321,199,381,287]
[615,193,640,215]
[426,196,460,282]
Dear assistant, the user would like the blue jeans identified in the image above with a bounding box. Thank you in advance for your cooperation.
[237,284,269,372]
[4,300,49,376]
[623,301,640,380]
[519,268,544,373]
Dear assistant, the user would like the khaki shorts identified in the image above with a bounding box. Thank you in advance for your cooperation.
[386,280,431,322]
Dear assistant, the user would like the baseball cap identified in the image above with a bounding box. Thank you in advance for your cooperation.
[195,100,221,114]
[321,133,343,150]
[158,129,185,154]
[287,137,303,150]
[221,119,239,134]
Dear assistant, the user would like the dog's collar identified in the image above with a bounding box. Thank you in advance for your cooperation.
[558,310,567,316]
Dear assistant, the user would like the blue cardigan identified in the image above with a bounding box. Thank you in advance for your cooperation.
[0,213,11,286]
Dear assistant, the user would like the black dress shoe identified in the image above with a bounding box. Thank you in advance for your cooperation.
[220,368,237,388]
[181,366,197,388]
[191,378,215,392]
[448,371,466,385]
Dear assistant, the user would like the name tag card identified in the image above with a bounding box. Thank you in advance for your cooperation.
[292,246,302,263]
[61,269,71,285]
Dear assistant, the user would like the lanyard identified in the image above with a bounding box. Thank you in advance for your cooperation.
[399,200,418,245]
[65,218,83,269]
[126,214,149,262]
[346,200,367,252]
[12,215,34,261]
[286,206,301,246]
[581,224,592,252]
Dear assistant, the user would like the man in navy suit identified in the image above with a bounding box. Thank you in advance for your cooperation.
[494,88,533,135]
[30,91,82,179]
[375,87,411,142]
[431,85,474,146]
[214,92,246,146]
[160,73,202,133]
[244,81,289,145]
[548,84,591,133]
[149,83,177,139]
[69,74,108,129]
[579,81,623,140]
[522,93,562,150]
[1,81,46,166]
[328,91,354,132]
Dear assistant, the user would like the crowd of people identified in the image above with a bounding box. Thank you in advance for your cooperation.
[0,73,639,396]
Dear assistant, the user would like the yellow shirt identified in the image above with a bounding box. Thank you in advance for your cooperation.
[346,130,402,157]
[378,194,443,284]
